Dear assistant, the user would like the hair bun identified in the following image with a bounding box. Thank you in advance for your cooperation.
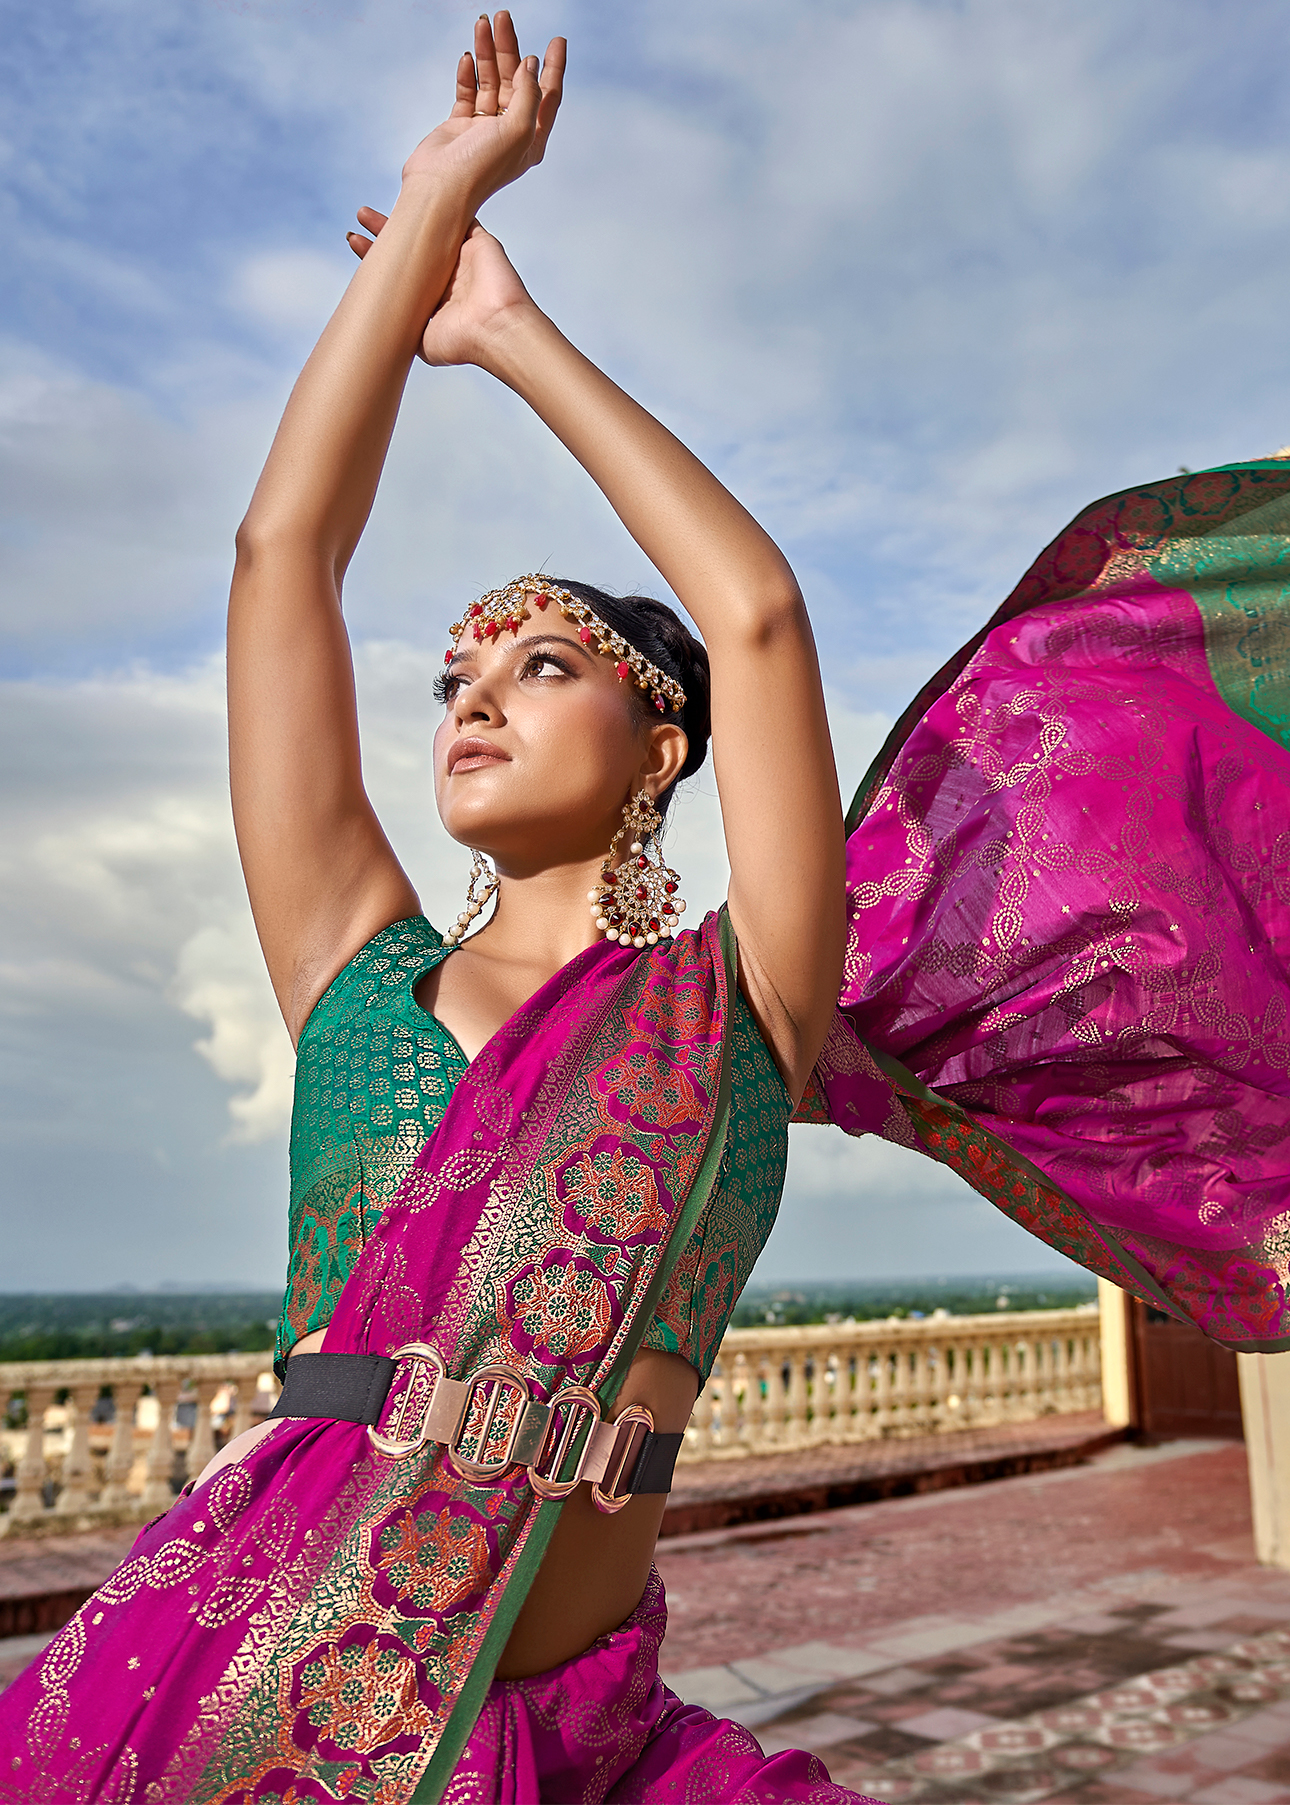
[550,581,712,811]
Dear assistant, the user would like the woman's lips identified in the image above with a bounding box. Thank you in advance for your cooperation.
[447,738,510,774]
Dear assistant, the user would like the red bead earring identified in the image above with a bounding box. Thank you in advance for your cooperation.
[588,793,686,948]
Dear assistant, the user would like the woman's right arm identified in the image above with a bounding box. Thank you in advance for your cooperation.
[228,17,564,1043]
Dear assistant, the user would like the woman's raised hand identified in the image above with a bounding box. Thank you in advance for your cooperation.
[348,11,564,256]
[418,221,535,368]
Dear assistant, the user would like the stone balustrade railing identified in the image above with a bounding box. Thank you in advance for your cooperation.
[682,1308,1102,1462]
[0,1353,277,1535]
[0,1309,1100,1534]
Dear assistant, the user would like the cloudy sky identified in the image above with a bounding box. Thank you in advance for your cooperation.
[5,0,1290,1293]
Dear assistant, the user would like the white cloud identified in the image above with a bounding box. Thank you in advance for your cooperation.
[173,921,295,1144]
[229,248,353,338]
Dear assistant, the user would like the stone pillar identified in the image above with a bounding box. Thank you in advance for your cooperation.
[56,1383,101,1513]
[102,1383,143,1506]
[1238,1351,1290,1569]
[185,1380,221,1483]
[1097,1278,1134,1429]
[142,1380,180,1511]
[10,1385,56,1521]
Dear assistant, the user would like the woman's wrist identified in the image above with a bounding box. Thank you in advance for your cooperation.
[477,302,564,389]
[392,170,479,238]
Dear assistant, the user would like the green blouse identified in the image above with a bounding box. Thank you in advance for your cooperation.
[276,916,789,1383]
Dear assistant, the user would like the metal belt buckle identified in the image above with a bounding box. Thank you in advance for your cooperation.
[528,1385,603,1500]
[591,1404,654,1515]
[368,1342,450,1458]
[448,1364,533,1482]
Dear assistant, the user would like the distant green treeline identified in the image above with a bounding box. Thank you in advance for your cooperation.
[728,1273,1096,1328]
[0,1276,1094,1362]
[0,1293,281,1362]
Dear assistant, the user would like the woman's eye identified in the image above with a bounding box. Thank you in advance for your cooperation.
[524,656,567,680]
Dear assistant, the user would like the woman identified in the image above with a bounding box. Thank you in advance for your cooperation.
[1,18,857,1804]
[5,12,1290,1803]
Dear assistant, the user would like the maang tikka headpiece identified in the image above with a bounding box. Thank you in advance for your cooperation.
[446,576,687,716]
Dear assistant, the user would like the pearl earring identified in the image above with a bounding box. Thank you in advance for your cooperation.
[587,792,686,949]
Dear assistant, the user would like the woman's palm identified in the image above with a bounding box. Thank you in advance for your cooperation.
[420,225,530,367]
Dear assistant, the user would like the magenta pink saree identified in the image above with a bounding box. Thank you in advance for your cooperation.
[2,460,1287,1802]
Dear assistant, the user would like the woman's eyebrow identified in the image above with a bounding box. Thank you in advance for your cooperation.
[508,631,598,665]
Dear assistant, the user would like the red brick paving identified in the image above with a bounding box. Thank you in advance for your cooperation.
[0,1522,139,1637]
[655,1442,1257,1670]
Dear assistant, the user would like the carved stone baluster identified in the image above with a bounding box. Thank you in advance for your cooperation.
[102,1382,143,1506]
[11,1384,56,1521]
[786,1343,809,1447]
[142,1379,181,1510]
[930,1336,946,1427]
[812,1346,837,1444]
[688,1377,715,1460]
[229,1376,255,1441]
[185,1380,221,1483]
[56,1382,101,1513]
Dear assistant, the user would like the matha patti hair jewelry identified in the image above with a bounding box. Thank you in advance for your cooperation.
[443,849,500,947]
[447,577,687,717]
[587,792,687,948]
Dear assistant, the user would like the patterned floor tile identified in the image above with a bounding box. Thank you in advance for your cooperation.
[796,1618,1290,1800]
[1188,1781,1290,1805]
[903,1706,1003,1741]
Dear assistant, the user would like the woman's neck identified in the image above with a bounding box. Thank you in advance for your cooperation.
[466,855,605,976]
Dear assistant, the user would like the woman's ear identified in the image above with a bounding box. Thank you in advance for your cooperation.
[639,721,689,798]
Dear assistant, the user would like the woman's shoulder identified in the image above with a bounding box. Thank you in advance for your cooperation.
[300,915,449,1043]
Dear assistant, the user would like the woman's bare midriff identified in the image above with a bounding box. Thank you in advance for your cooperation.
[191,1330,698,1680]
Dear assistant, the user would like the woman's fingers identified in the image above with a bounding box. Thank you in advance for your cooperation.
[492,9,521,102]
[450,48,478,120]
[473,13,502,115]
[346,206,387,259]
[532,37,566,158]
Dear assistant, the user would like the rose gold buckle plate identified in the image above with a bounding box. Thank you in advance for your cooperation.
[590,1404,655,1515]
[447,1365,534,1481]
[528,1386,603,1500]
[368,1343,456,1458]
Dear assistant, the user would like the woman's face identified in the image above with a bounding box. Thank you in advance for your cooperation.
[432,619,687,875]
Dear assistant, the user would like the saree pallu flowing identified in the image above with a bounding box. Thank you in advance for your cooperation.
[799,459,1290,1346]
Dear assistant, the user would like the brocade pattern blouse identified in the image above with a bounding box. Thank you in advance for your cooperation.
[277,916,789,1382]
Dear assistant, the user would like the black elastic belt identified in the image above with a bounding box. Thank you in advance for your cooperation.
[271,1351,683,1503]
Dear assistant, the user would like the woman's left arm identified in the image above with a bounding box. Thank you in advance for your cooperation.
[413,230,846,1100]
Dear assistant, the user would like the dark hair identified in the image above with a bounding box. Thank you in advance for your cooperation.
[549,579,712,814]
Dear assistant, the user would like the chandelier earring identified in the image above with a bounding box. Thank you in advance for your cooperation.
[588,792,687,949]
[444,849,500,947]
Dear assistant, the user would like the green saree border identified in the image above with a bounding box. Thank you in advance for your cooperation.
[413,911,740,1802]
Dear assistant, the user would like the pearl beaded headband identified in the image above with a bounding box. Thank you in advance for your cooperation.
[446,576,687,716]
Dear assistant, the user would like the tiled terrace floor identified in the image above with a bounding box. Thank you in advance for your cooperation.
[656,1438,1290,1802]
